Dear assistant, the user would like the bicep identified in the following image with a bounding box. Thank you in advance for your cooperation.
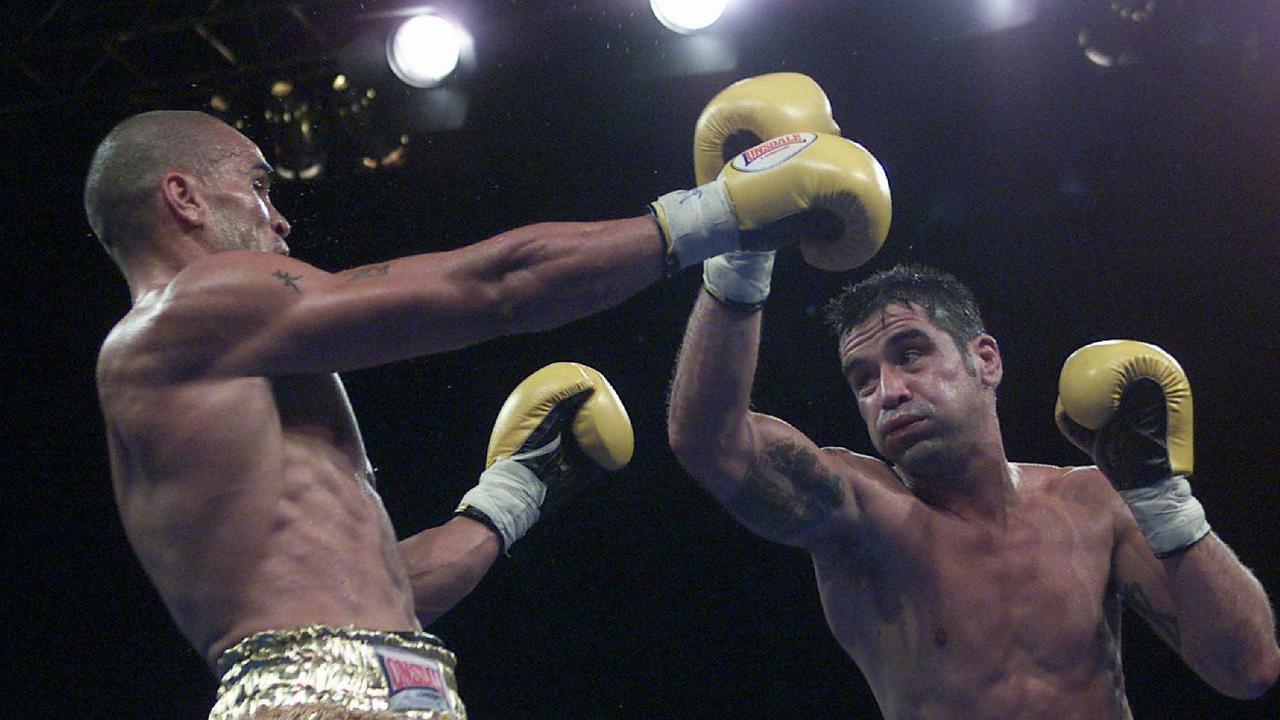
[715,413,859,548]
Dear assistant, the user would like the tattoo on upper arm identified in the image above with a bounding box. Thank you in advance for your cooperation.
[1120,580,1180,650]
[345,263,391,281]
[272,270,303,293]
[724,440,844,540]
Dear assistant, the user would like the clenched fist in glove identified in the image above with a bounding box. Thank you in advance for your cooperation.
[456,362,632,552]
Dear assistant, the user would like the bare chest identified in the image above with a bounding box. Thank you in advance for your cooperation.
[918,511,1113,661]
[817,492,1117,674]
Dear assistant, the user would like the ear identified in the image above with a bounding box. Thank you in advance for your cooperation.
[160,172,205,229]
[972,333,1003,388]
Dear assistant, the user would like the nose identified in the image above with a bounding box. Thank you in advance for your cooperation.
[273,211,291,240]
[270,208,291,255]
[878,365,912,410]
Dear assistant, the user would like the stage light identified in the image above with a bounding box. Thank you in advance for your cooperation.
[650,0,728,35]
[386,12,469,88]
[207,93,251,132]
[330,74,412,172]
[1077,0,1157,69]
[263,80,326,181]
[973,0,1037,35]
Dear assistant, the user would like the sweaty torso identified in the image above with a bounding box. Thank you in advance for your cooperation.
[813,458,1129,720]
[97,306,418,668]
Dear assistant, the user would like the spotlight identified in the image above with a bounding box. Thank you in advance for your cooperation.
[206,92,253,133]
[1077,0,1159,69]
[330,74,412,172]
[386,12,470,88]
[263,80,326,181]
[650,0,728,34]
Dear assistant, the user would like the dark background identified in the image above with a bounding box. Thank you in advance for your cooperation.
[5,1,1279,718]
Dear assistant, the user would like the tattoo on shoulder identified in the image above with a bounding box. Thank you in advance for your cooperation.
[1120,581,1180,650]
[345,263,391,282]
[272,270,303,293]
[725,440,844,540]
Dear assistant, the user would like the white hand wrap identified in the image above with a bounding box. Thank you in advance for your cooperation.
[1119,475,1211,557]
[703,250,776,308]
[456,438,559,551]
[651,180,738,269]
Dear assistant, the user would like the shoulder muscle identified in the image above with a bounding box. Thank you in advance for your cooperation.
[109,252,333,382]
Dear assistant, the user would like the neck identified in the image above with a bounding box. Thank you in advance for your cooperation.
[898,435,1019,522]
[121,232,209,302]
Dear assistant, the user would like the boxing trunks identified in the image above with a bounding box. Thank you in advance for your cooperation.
[209,625,466,720]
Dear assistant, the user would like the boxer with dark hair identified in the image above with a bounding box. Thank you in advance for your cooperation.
[670,260,1280,717]
[667,74,1279,719]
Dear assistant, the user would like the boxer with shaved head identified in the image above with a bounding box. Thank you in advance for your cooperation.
[85,104,887,718]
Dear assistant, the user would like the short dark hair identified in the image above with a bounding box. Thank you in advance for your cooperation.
[823,264,986,348]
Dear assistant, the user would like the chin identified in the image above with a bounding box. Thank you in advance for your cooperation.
[893,440,954,478]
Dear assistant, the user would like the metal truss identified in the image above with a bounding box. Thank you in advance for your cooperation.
[0,0,409,116]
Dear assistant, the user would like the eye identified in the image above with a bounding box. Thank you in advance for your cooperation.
[850,372,876,396]
[899,344,932,367]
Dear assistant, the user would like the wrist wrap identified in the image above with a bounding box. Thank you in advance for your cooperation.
[703,250,776,310]
[1120,475,1211,557]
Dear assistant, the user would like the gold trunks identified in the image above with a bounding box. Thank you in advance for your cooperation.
[210,624,466,720]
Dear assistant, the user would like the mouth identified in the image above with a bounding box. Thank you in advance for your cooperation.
[880,414,926,439]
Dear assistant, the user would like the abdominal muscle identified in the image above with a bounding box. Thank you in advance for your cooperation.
[108,374,420,669]
[203,434,420,665]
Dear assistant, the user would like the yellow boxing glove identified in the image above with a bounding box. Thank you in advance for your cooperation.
[1056,340,1207,556]
[456,362,633,551]
[692,72,842,187]
[720,132,890,271]
[651,73,890,294]
[682,73,887,309]
[1056,339,1193,482]
[652,132,890,301]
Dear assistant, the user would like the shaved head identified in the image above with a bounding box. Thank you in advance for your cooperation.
[83,110,244,256]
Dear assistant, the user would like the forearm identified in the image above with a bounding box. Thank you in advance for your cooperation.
[253,216,666,375]
[667,289,763,481]
[464,216,666,335]
[398,516,501,626]
[1164,532,1280,698]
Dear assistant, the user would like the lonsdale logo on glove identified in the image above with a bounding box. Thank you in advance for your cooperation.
[734,132,816,172]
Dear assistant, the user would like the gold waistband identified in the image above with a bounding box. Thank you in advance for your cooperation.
[210,624,465,720]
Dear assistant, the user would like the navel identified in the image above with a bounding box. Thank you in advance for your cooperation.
[933,626,948,648]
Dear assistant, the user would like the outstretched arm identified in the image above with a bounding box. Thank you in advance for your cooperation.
[667,290,856,548]
[145,216,666,379]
